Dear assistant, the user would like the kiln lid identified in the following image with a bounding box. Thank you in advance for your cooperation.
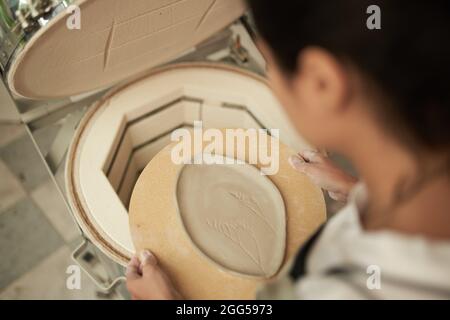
[8,0,246,100]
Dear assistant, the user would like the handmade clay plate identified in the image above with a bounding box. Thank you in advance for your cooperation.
[129,132,326,299]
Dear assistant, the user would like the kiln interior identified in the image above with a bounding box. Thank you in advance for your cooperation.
[105,96,266,208]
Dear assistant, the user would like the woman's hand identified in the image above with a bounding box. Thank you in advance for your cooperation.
[289,150,358,202]
[126,250,182,300]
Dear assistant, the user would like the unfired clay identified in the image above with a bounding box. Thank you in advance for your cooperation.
[176,155,286,277]
[129,133,326,299]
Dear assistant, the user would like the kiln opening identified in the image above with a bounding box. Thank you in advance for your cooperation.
[104,95,266,209]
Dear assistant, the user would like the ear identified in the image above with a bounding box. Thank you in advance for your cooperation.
[292,47,350,115]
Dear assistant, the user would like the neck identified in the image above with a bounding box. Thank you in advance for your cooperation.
[346,129,450,239]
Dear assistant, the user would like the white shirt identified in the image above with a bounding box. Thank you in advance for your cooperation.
[258,184,450,299]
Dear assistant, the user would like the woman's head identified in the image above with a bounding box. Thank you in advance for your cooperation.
[247,0,450,156]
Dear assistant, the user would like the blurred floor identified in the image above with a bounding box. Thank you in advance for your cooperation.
[0,123,106,299]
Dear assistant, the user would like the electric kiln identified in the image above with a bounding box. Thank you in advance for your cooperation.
[0,0,326,298]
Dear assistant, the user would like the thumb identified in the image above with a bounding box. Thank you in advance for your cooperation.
[288,155,307,172]
[328,191,348,202]
[140,250,158,274]
[126,256,142,281]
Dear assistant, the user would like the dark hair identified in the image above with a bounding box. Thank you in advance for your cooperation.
[247,0,450,152]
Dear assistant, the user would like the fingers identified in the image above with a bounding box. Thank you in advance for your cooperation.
[289,151,358,202]
[140,250,159,275]
[328,191,348,202]
[126,250,182,300]
[296,163,346,191]
[126,256,142,281]
[289,155,332,187]
[288,154,306,171]
[126,250,158,281]
[298,149,327,164]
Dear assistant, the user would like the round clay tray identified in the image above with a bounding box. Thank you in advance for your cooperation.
[129,131,326,299]
[65,62,315,266]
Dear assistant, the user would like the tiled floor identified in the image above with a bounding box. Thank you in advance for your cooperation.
[30,179,80,243]
[0,246,101,300]
[0,123,106,299]
[0,160,26,213]
[0,198,63,289]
